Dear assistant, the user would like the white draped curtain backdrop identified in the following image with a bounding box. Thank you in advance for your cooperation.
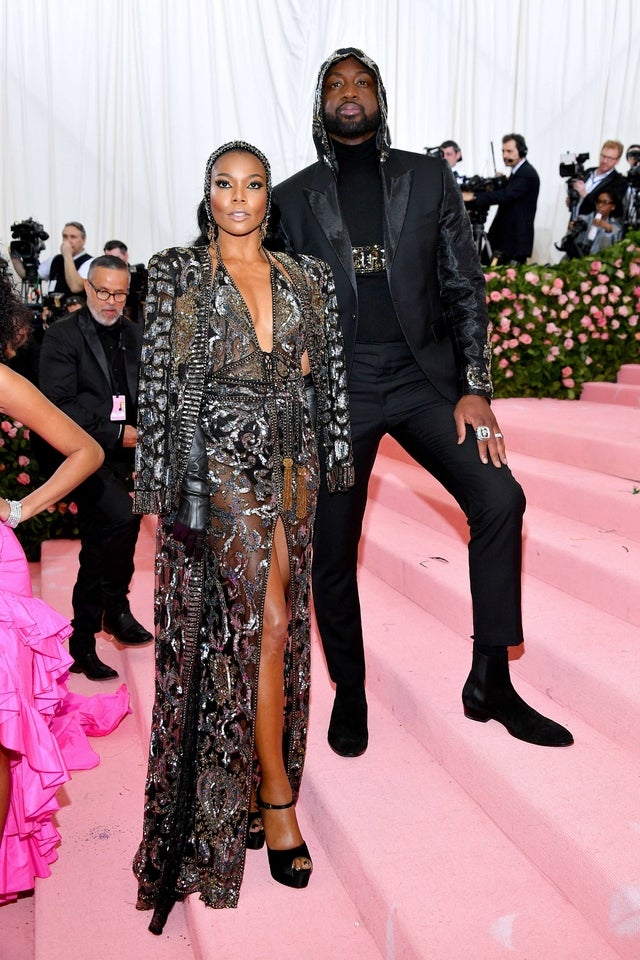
[1,0,639,268]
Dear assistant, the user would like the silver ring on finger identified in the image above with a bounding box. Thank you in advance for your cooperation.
[475,425,491,441]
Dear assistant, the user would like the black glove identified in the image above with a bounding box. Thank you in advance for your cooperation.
[172,425,208,558]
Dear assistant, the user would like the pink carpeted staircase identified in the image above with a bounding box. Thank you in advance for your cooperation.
[2,395,639,960]
[581,363,640,408]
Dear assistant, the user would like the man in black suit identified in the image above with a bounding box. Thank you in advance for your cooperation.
[273,48,573,757]
[463,134,540,264]
[572,140,626,218]
[39,255,152,680]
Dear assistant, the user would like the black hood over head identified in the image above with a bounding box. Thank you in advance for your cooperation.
[312,47,391,174]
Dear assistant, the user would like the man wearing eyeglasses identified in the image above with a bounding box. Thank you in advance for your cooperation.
[39,255,152,680]
[572,140,627,217]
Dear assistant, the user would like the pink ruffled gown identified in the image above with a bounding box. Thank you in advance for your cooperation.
[0,523,131,903]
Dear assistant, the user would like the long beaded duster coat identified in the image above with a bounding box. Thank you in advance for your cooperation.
[132,244,353,931]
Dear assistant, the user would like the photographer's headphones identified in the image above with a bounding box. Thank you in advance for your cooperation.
[505,133,528,158]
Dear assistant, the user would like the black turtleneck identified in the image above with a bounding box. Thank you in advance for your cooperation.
[332,137,403,343]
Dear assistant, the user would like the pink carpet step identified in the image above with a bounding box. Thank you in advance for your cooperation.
[484,398,639,480]
[359,500,640,755]
[367,465,639,628]
[303,628,622,960]
[617,364,640,385]
[346,566,640,960]
[580,381,640,407]
[582,364,640,406]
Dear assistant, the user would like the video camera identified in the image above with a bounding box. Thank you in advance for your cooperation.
[9,218,49,283]
[460,174,507,225]
[460,174,507,194]
[627,152,640,187]
[555,217,587,258]
[559,152,589,216]
[559,151,589,180]
[424,146,444,159]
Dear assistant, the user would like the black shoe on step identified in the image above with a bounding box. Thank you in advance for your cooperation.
[69,649,119,681]
[103,609,153,647]
[327,683,368,757]
[462,649,573,747]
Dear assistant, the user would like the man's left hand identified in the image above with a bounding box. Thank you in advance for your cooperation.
[454,395,507,467]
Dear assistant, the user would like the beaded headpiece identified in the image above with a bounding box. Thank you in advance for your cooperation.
[203,140,272,232]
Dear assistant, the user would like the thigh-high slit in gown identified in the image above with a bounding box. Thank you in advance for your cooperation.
[133,247,353,930]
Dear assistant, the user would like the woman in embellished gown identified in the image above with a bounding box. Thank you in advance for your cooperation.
[0,254,130,904]
[133,142,353,933]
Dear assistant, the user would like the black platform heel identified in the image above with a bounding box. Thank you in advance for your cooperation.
[246,810,265,850]
[257,791,312,889]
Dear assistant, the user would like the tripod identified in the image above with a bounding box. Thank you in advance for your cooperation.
[19,268,43,307]
[465,204,493,267]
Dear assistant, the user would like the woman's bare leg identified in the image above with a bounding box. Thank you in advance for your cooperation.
[254,519,311,870]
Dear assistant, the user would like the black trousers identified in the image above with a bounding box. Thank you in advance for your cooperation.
[312,342,526,688]
[70,462,141,649]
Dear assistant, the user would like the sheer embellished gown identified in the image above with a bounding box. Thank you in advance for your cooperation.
[133,247,353,927]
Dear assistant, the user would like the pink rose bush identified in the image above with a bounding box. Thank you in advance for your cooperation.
[486,232,640,399]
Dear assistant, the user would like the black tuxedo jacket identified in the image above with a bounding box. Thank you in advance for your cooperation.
[39,306,143,455]
[474,160,540,259]
[273,150,491,403]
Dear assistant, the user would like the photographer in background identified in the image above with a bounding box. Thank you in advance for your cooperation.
[571,141,626,217]
[440,140,464,181]
[462,133,539,265]
[11,221,93,297]
[575,190,623,257]
[623,144,640,231]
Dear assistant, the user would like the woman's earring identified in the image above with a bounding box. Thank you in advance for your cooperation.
[208,221,219,243]
[259,218,269,242]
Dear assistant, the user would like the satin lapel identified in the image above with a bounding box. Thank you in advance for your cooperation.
[382,164,412,268]
[77,310,112,388]
[305,181,357,293]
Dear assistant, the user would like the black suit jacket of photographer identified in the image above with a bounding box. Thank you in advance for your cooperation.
[577,167,627,217]
[472,160,540,260]
[38,305,142,463]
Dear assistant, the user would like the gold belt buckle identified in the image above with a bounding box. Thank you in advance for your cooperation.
[352,244,386,274]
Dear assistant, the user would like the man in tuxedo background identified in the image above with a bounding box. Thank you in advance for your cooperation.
[440,139,464,180]
[462,133,540,264]
[572,139,626,218]
[273,48,573,758]
[39,255,152,680]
